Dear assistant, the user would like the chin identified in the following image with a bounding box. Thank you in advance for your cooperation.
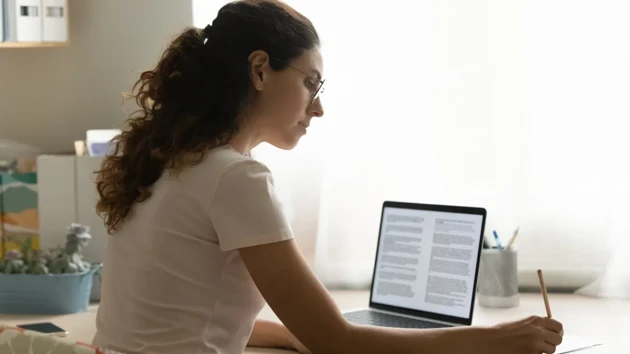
[268,134,302,151]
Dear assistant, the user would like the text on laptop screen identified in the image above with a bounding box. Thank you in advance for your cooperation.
[371,207,483,319]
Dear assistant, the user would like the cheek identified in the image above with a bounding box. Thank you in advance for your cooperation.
[277,103,303,128]
[259,100,300,130]
[279,77,311,107]
[276,89,309,123]
[259,79,310,129]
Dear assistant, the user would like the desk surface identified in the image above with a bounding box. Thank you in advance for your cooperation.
[1,291,628,353]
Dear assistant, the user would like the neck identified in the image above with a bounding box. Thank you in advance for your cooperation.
[228,121,263,155]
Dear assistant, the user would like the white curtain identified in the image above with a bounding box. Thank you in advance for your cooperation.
[193,1,630,295]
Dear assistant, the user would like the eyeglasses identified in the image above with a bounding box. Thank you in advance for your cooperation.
[272,57,325,104]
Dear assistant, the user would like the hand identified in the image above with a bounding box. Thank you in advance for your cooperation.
[488,315,564,354]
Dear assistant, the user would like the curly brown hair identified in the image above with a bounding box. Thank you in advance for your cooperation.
[95,0,319,234]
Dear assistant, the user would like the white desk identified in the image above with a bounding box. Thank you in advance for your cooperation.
[1,291,627,353]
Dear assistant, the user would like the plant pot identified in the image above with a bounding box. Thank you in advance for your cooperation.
[0,266,100,315]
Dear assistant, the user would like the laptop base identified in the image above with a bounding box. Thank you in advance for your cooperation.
[344,309,452,329]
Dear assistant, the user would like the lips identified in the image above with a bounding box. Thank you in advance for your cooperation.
[298,121,310,128]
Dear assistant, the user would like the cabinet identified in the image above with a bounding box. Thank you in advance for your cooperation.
[36,155,106,263]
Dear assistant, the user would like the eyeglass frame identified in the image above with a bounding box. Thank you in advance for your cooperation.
[271,57,325,104]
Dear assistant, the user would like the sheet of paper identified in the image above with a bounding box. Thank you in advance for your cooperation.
[557,335,603,354]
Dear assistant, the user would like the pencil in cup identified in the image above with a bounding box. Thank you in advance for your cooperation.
[506,227,520,249]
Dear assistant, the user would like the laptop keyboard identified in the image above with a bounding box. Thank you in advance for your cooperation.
[343,310,449,329]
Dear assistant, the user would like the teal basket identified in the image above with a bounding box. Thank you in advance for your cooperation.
[0,266,100,315]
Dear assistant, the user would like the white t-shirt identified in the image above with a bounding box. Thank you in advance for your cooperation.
[92,145,294,354]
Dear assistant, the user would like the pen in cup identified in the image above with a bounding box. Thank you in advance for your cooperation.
[493,230,504,250]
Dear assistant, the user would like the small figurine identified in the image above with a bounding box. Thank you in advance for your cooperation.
[49,223,93,274]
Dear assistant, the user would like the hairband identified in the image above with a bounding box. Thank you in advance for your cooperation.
[203,24,212,38]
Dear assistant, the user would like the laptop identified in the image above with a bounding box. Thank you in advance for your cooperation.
[343,201,487,329]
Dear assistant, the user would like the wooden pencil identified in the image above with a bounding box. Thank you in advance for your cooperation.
[506,227,520,249]
[537,269,552,318]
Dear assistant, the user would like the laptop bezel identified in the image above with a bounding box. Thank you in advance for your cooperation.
[368,200,487,326]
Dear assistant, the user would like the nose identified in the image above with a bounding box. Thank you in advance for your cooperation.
[309,97,324,118]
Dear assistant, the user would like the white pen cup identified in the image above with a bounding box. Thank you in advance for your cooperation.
[477,248,520,308]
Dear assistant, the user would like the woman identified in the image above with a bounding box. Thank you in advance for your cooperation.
[92,1,563,353]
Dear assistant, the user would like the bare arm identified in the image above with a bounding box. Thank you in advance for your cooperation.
[248,319,311,353]
[239,239,498,354]
[247,319,293,350]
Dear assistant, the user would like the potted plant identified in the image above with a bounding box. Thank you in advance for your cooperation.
[0,223,102,314]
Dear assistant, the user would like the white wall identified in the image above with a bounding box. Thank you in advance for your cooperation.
[194,0,630,291]
[0,0,194,153]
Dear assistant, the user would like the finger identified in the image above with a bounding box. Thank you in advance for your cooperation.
[544,317,563,333]
[528,315,546,326]
[537,340,557,354]
[545,330,563,346]
[514,315,535,326]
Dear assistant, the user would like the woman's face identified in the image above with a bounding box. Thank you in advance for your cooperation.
[247,47,325,150]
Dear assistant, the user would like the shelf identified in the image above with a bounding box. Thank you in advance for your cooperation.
[0,42,69,48]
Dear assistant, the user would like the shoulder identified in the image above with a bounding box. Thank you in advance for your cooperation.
[200,145,276,194]
[199,145,274,182]
[208,147,292,251]
[221,158,275,186]
[215,159,276,199]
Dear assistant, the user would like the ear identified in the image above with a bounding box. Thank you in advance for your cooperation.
[248,50,270,92]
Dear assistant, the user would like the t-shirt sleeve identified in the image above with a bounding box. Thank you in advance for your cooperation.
[209,159,294,251]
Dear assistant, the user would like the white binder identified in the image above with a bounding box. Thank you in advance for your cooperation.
[4,0,42,42]
[1,0,5,42]
[42,0,65,42]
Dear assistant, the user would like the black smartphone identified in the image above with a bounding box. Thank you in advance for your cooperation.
[16,322,68,336]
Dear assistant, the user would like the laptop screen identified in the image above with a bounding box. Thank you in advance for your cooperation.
[370,204,484,321]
